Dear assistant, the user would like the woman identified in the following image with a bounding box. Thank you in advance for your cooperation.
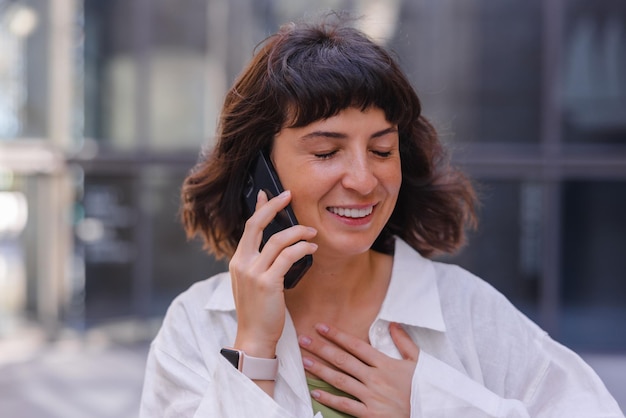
[140,17,623,418]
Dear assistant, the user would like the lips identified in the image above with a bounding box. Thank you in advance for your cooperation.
[327,206,374,218]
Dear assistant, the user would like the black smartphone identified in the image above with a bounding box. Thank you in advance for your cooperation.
[242,150,313,288]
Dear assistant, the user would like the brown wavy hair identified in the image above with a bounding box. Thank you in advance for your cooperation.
[181,16,477,259]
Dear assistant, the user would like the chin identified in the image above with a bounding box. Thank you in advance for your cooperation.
[319,233,380,257]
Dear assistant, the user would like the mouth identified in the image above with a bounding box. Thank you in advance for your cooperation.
[327,205,375,219]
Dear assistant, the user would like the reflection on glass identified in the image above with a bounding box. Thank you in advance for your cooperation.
[84,0,135,146]
[0,191,28,238]
[0,189,28,334]
[82,0,541,149]
[71,168,227,323]
[0,2,42,139]
[78,174,136,323]
[442,180,541,320]
[562,0,626,143]
[390,0,542,143]
[561,181,626,350]
[141,167,226,315]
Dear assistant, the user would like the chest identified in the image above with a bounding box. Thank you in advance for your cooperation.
[291,312,376,375]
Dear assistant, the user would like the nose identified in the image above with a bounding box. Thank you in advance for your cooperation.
[341,153,378,195]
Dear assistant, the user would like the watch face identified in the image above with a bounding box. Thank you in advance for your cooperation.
[220,348,241,369]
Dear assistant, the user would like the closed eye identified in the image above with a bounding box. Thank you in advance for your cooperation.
[372,150,393,158]
[314,150,338,159]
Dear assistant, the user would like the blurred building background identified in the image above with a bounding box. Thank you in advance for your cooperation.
[0,0,624,416]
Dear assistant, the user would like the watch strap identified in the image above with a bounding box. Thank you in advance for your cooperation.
[220,347,278,381]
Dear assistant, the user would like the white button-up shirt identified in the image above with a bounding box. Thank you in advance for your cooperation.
[140,238,624,417]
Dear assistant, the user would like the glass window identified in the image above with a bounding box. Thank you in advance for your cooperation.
[442,180,542,321]
[82,0,353,151]
[83,0,136,147]
[142,167,227,316]
[147,0,212,150]
[390,0,542,144]
[0,1,49,140]
[81,0,544,149]
[562,0,626,144]
[78,173,136,324]
[561,181,626,350]
[0,171,30,331]
[73,167,227,324]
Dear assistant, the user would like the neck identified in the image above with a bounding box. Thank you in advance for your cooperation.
[285,249,393,319]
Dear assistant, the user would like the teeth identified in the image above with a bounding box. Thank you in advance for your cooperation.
[329,206,373,218]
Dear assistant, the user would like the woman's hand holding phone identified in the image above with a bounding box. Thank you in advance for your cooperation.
[229,189,318,359]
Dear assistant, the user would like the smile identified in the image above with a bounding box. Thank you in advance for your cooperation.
[327,206,374,218]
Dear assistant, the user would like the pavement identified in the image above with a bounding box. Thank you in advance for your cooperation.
[0,320,154,418]
[0,320,624,417]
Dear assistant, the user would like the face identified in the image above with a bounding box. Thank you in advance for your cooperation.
[271,106,401,259]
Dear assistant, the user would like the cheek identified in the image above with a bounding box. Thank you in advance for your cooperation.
[285,169,337,220]
[382,163,402,195]
[288,189,323,228]
[288,172,328,202]
[283,163,339,192]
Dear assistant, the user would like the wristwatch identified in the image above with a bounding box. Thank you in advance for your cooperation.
[220,347,279,381]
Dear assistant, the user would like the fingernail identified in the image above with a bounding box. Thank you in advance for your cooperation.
[279,190,290,199]
[311,390,321,399]
[299,335,312,346]
[307,227,317,234]
[391,322,404,331]
[302,357,313,368]
[316,323,329,334]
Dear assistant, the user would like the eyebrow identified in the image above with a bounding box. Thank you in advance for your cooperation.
[299,126,398,141]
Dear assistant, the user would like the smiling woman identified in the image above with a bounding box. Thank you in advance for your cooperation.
[180,16,476,261]
[139,13,624,418]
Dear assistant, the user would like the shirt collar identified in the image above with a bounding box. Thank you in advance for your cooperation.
[377,237,447,332]
[204,272,236,311]
[204,238,447,333]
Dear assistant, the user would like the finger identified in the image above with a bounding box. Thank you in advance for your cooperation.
[231,228,317,291]
[239,190,292,254]
[309,387,366,417]
[299,332,363,375]
[264,238,317,278]
[299,328,374,388]
[302,354,368,408]
[254,222,316,264]
[254,189,269,211]
[389,322,420,362]
[314,323,381,368]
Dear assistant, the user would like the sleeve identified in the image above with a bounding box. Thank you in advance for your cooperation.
[410,265,625,418]
[409,341,624,418]
[522,335,624,417]
[139,344,296,418]
[138,295,298,418]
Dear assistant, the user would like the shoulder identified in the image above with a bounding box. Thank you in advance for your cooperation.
[427,263,622,414]
[431,260,500,298]
[166,271,232,314]
[152,271,235,359]
[432,260,545,337]
[431,261,552,379]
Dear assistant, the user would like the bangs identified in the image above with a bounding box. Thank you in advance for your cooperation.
[266,26,419,129]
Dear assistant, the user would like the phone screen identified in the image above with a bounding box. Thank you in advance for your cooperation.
[242,151,313,288]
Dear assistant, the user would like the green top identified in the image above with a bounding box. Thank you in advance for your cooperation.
[306,376,357,418]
